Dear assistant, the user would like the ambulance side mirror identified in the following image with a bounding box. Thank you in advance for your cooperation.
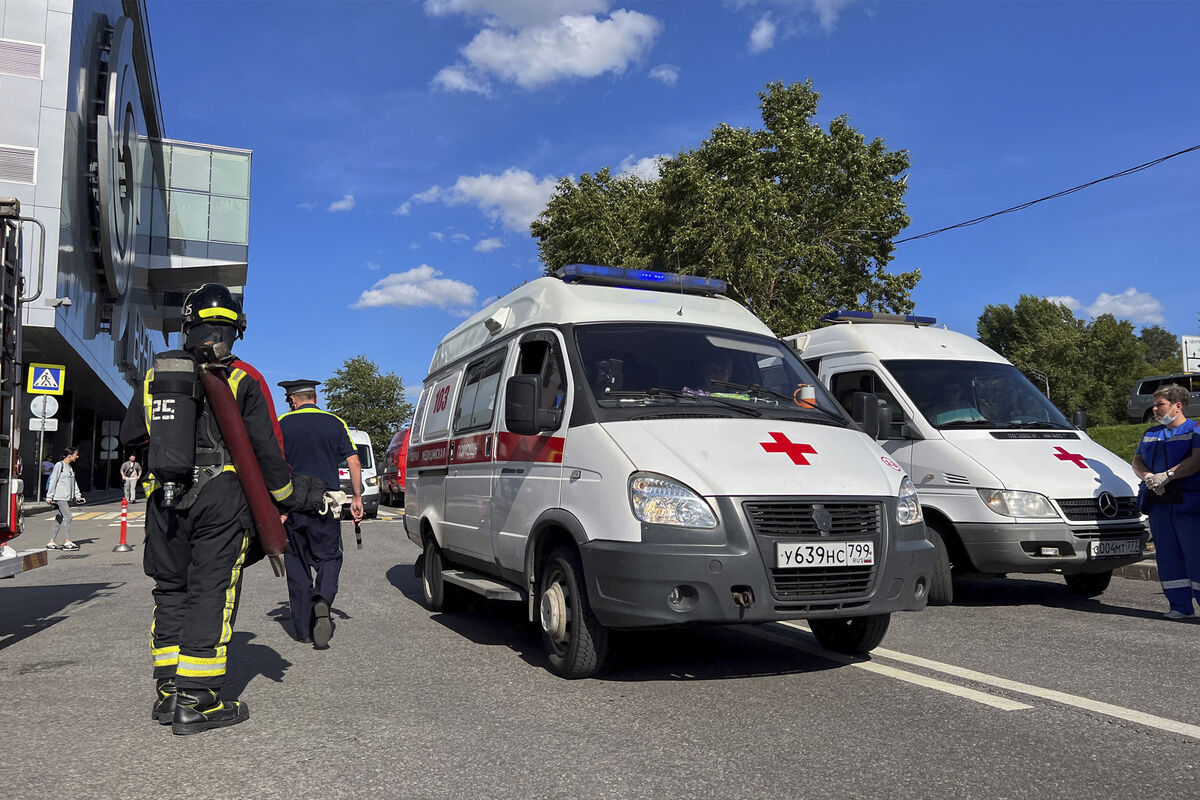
[505,375,562,435]
[1072,409,1088,431]
[851,391,883,439]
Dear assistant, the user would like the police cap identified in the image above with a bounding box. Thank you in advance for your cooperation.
[278,379,321,396]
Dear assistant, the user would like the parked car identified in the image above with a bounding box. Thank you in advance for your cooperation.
[1127,373,1200,423]
[380,427,409,506]
[338,428,378,518]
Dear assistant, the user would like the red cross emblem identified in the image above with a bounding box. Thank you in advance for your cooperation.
[760,432,818,465]
[1052,446,1088,469]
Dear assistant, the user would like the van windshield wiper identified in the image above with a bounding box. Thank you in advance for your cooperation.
[710,380,847,425]
[936,419,997,429]
[1000,421,1072,430]
[604,388,762,417]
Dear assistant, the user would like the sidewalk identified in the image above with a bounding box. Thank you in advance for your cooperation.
[23,489,126,517]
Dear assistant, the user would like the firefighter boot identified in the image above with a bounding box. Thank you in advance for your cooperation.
[152,678,177,724]
[171,688,250,735]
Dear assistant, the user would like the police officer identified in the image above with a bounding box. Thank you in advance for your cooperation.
[121,284,295,735]
[277,379,363,649]
[1133,383,1200,619]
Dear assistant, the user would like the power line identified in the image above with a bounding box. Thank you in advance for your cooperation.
[895,144,1200,244]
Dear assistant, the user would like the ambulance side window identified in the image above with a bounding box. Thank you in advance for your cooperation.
[453,352,505,433]
[516,336,567,413]
[830,369,904,438]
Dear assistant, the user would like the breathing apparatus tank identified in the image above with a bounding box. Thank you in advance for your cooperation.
[148,351,201,507]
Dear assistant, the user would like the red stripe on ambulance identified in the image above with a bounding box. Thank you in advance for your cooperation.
[495,432,565,464]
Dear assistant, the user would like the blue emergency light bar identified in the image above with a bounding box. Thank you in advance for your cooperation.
[821,309,937,326]
[556,264,728,296]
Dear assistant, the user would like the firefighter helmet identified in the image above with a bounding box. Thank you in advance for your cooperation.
[181,284,246,338]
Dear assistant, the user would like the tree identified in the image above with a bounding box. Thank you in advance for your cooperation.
[1140,324,1180,375]
[531,79,919,335]
[322,355,413,451]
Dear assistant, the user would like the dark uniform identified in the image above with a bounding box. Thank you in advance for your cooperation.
[120,284,294,735]
[277,381,358,648]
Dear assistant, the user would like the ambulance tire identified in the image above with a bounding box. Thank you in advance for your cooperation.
[926,524,954,606]
[538,546,608,679]
[420,539,456,612]
[808,613,891,655]
[1064,570,1112,597]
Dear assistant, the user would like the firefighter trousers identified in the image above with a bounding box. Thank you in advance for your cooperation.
[1148,502,1200,615]
[144,472,254,691]
[284,509,343,639]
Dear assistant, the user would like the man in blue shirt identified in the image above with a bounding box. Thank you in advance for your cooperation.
[277,380,363,648]
[1133,384,1200,620]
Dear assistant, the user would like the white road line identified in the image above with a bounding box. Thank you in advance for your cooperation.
[780,621,1200,740]
[749,626,1031,711]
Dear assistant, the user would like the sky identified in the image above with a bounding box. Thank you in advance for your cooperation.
[146,0,1200,408]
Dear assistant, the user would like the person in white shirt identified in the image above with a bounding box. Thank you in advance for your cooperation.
[45,447,86,550]
[120,454,142,503]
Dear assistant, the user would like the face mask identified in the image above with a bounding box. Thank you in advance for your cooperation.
[1156,410,1177,426]
[184,323,238,358]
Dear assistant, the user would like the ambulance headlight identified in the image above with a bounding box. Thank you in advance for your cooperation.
[366,476,378,487]
[629,473,717,528]
[977,489,1057,518]
[897,476,923,526]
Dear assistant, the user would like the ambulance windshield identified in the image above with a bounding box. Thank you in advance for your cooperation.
[884,359,1073,430]
[574,324,846,423]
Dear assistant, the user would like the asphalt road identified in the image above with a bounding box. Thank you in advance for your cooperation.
[2,501,1195,800]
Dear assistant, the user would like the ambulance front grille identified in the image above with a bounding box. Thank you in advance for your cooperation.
[770,565,874,598]
[743,501,880,537]
[1055,496,1141,521]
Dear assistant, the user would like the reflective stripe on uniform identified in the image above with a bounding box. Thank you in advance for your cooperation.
[152,644,180,668]
[177,648,227,678]
[227,367,246,398]
[1161,578,1190,589]
[271,480,294,502]
[198,307,238,323]
[142,368,155,431]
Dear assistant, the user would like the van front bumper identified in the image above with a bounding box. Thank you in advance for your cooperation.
[577,496,934,630]
[957,520,1149,574]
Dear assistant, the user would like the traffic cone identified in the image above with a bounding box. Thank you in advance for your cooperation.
[113,498,133,553]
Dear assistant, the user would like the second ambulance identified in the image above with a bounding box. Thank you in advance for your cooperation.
[406,265,933,678]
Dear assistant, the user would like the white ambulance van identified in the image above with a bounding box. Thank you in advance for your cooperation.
[788,311,1149,604]
[406,265,934,678]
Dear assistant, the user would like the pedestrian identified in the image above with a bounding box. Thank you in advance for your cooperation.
[121,284,296,735]
[45,446,85,550]
[277,379,363,649]
[1133,383,1200,620]
[120,453,142,503]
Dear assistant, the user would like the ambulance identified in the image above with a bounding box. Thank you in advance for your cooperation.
[405,265,934,678]
[787,311,1149,604]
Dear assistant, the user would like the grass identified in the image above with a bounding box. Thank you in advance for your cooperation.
[1087,423,1146,464]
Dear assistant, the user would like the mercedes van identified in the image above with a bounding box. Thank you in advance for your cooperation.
[339,428,378,518]
[788,311,1149,604]
[406,265,934,678]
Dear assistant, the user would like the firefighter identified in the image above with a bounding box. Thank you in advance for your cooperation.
[120,284,295,735]
[276,379,363,649]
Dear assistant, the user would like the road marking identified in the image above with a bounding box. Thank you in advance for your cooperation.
[779,621,1200,740]
[749,626,1031,711]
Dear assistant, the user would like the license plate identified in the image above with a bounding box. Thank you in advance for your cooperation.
[1088,538,1141,558]
[776,541,874,569]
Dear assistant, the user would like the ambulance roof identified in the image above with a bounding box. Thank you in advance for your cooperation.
[791,319,1009,365]
[428,272,771,376]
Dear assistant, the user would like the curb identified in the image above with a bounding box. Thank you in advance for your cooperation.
[1114,557,1158,583]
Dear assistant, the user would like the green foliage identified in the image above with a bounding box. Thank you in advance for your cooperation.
[322,355,413,451]
[1140,324,1181,376]
[977,296,1147,425]
[1087,423,1147,465]
[531,79,919,336]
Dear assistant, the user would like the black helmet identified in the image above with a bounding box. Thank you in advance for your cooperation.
[181,283,246,338]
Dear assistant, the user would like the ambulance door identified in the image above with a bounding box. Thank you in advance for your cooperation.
[409,373,457,542]
[492,330,569,573]
[826,367,914,472]
[443,348,507,561]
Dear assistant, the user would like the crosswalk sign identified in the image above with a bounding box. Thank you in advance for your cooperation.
[27,363,66,396]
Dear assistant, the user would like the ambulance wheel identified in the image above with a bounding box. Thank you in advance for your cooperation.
[538,546,608,679]
[926,524,954,606]
[420,539,452,612]
[1064,570,1112,597]
[808,613,891,655]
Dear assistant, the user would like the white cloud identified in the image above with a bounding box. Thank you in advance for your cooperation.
[328,194,356,212]
[352,265,479,312]
[298,201,318,210]
[438,10,662,91]
[810,0,855,32]
[475,237,503,252]
[430,232,445,242]
[1045,295,1081,311]
[415,168,560,231]
[452,232,471,242]
[617,154,666,181]
[748,17,776,53]
[392,202,412,216]
[1086,287,1165,325]
[367,261,382,271]
[424,0,609,28]
[648,63,679,85]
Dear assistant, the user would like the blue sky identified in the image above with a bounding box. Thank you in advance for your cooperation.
[147,0,1200,407]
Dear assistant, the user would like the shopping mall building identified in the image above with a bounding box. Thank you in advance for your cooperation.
[0,0,249,495]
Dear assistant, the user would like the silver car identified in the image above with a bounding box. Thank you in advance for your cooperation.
[1126,373,1200,422]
